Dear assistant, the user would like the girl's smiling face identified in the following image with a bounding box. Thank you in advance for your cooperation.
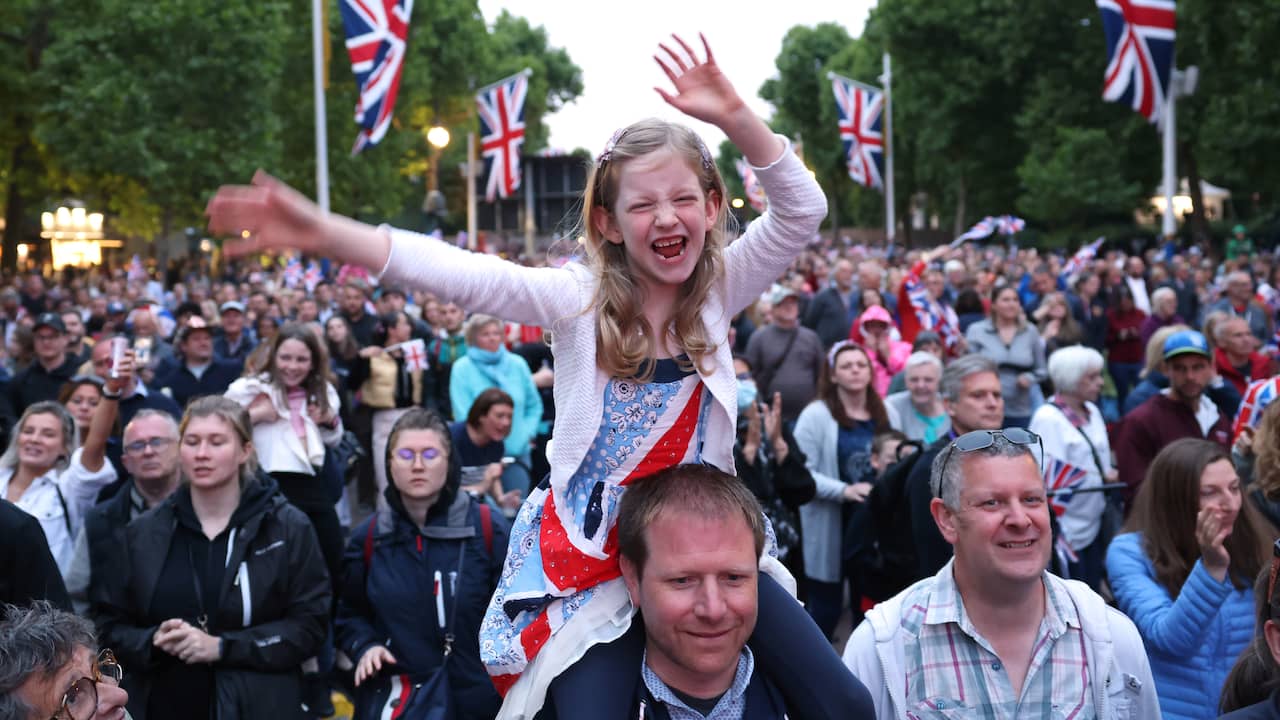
[593,147,719,297]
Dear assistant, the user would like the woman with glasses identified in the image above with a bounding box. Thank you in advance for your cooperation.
[794,341,890,637]
[0,354,129,579]
[92,396,331,720]
[335,408,508,720]
[1106,438,1270,720]
[1217,548,1280,717]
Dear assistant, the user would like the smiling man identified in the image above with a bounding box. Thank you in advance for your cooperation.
[844,430,1158,719]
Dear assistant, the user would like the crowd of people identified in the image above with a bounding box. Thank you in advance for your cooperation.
[4,33,1280,720]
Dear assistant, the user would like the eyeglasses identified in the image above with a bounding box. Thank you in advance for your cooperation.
[1268,539,1280,620]
[933,428,1042,498]
[52,649,123,720]
[393,447,442,464]
[123,437,175,456]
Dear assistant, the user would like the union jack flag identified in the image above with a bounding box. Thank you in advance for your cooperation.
[1097,0,1176,124]
[283,256,302,289]
[830,74,885,190]
[903,262,962,352]
[1043,456,1090,517]
[954,215,1026,245]
[477,70,530,202]
[734,158,766,212]
[1233,377,1279,441]
[303,261,323,294]
[1061,237,1105,282]
[340,0,414,154]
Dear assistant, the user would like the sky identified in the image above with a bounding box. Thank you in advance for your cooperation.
[475,0,876,153]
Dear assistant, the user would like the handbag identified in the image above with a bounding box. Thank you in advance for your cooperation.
[320,430,366,503]
[356,542,466,720]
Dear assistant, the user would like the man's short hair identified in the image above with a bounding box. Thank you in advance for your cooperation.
[124,409,181,440]
[0,601,97,719]
[618,464,766,578]
[904,351,943,375]
[939,354,998,404]
[930,432,1038,509]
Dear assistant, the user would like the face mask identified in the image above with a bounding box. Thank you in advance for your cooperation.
[737,379,758,411]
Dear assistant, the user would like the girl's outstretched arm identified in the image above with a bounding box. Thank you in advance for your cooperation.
[655,33,783,167]
[206,170,390,268]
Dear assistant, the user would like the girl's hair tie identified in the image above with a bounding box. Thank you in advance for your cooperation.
[596,128,627,168]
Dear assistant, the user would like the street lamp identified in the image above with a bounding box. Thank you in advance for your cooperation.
[426,125,450,194]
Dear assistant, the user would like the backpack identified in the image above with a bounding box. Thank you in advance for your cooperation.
[843,439,924,601]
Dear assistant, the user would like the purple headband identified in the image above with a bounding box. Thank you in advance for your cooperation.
[596,128,716,172]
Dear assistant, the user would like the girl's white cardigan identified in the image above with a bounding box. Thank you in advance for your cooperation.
[378,138,826,546]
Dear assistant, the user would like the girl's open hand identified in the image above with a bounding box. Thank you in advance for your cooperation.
[206,171,327,257]
[654,33,747,129]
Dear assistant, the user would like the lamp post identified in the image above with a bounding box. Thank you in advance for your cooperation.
[427,125,450,193]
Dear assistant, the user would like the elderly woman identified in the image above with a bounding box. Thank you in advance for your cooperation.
[883,351,949,444]
[1140,286,1185,348]
[1029,346,1116,588]
[1106,439,1269,720]
[964,285,1047,428]
[448,314,542,497]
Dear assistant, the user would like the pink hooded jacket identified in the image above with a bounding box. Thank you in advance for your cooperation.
[855,304,912,396]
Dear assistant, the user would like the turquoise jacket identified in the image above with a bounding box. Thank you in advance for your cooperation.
[449,346,543,459]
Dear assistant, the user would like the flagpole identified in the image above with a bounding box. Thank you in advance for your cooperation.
[882,53,896,250]
[312,0,330,212]
[1160,68,1181,239]
[524,160,536,259]
[467,132,477,251]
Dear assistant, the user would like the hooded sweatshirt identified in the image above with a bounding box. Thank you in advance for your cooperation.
[854,305,912,397]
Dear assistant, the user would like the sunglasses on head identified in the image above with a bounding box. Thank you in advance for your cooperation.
[933,428,1042,498]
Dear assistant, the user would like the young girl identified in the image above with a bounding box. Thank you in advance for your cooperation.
[208,34,870,719]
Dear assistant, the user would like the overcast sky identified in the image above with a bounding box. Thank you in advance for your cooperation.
[475,0,876,153]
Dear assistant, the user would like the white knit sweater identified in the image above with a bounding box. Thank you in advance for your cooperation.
[379,138,827,535]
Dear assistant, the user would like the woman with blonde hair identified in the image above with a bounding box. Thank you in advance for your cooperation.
[93,396,330,720]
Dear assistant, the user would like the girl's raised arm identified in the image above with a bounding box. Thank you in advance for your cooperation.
[654,33,784,167]
[207,171,390,268]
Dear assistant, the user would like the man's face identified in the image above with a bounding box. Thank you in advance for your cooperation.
[248,293,270,318]
[182,329,214,365]
[221,309,244,335]
[934,453,1051,589]
[122,415,181,486]
[61,313,85,345]
[621,509,758,698]
[440,303,465,334]
[33,327,68,366]
[131,311,156,338]
[1126,257,1145,278]
[944,371,1004,434]
[15,645,128,720]
[1032,272,1054,295]
[833,261,854,290]
[924,271,945,300]
[771,296,799,327]
[857,263,882,293]
[1227,274,1253,304]
[1222,320,1256,357]
[1165,354,1212,402]
[340,287,366,317]
[297,299,319,323]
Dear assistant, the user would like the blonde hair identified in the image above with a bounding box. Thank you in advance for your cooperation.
[1142,323,1190,376]
[579,118,730,381]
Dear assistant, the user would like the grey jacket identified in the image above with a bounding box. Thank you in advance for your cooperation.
[793,401,850,583]
[964,319,1047,418]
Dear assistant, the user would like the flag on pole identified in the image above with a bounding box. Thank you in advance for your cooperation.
[829,73,885,190]
[340,0,414,154]
[952,215,1026,246]
[1097,0,1176,123]
[476,70,530,202]
[734,159,766,212]
[304,261,323,294]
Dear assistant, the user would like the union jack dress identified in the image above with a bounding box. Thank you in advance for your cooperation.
[478,358,776,711]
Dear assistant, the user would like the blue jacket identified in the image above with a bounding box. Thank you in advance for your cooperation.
[1106,532,1256,720]
[157,358,244,410]
[449,347,543,458]
[335,491,509,720]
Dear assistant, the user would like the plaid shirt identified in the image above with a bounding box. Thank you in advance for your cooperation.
[900,567,1095,720]
[641,647,754,720]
